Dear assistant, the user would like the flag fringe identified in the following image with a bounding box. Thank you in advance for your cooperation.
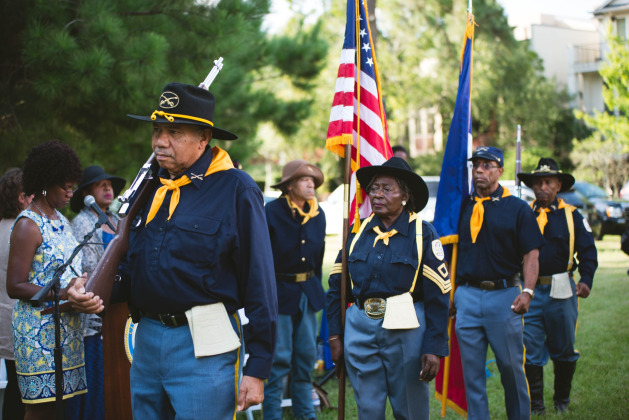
[440,234,459,245]
[326,134,353,157]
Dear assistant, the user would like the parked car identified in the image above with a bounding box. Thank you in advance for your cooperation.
[565,181,629,239]
[417,176,440,223]
[620,180,629,201]
[557,189,603,240]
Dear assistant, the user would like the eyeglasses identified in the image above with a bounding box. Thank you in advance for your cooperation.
[472,162,500,170]
[367,185,398,195]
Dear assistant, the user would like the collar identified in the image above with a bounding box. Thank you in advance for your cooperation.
[472,185,504,201]
[157,147,213,189]
[532,198,559,212]
[368,210,411,237]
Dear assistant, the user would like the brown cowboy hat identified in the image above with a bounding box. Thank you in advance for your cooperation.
[517,158,575,192]
[271,160,324,190]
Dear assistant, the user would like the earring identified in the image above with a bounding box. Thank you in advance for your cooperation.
[402,200,406,206]
[42,190,47,197]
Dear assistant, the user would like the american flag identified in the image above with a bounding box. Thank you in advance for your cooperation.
[326,0,392,230]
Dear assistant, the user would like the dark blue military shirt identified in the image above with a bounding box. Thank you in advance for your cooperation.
[533,199,598,288]
[265,197,326,315]
[326,211,451,357]
[457,185,545,282]
[119,147,278,379]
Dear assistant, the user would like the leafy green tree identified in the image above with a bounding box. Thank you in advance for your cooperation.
[573,26,629,197]
[0,0,327,181]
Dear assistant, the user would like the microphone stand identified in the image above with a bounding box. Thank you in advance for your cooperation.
[30,220,104,419]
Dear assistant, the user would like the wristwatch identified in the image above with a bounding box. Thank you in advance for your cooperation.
[522,288,535,299]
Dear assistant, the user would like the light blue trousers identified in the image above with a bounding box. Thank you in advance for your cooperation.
[523,281,579,365]
[263,293,318,420]
[344,301,429,420]
[130,316,242,420]
[454,285,530,420]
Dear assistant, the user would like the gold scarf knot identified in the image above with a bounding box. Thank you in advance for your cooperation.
[145,147,233,225]
[470,187,511,243]
[532,198,570,234]
[287,197,320,225]
[373,226,398,247]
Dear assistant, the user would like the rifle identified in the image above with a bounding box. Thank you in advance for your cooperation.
[516,124,522,199]
[52,58,225,313]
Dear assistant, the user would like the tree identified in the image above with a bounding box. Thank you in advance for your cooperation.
[0,0,327,181]
[573,25,629,197]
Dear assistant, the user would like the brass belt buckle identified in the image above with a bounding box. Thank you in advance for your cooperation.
[364,298,386,319]
[479,281,495,290]
[295,272,307,282]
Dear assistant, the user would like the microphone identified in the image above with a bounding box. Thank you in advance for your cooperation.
[84,195,117,232]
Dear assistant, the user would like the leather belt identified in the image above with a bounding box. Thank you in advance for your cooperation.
[538,276,553,285]
[142,311,188,327]
[465,274,520,291]
[276,270,315,283]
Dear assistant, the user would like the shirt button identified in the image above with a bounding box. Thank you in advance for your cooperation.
[153,247,158,251]
[159,228,163,232]
[301,257,306,262]
[194,224,199,229]
[377,255,382,260]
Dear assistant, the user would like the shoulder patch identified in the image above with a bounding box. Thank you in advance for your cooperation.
[432,239,445,261]
[582,218,592,233]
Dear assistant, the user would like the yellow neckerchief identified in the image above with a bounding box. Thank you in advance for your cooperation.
[145,146,233,225]
[531,198,575,270]
[348,212,423,293]
[286,196,320,225]
[373,226,398,247]
[470,186,511,243]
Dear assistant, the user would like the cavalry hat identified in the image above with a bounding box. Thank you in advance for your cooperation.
[517,158,575,192]
[468,146,504,167]
[127,82,237,140]
[271,160,324,190]
[356,157,429,213]
[70,165,126,213]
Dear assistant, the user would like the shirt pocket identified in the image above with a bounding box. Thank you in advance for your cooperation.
[171,215,222,264]
[389,253,419,292]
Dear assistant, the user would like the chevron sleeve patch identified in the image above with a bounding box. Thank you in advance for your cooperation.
[423,263,452,294]
[329,263,343,276]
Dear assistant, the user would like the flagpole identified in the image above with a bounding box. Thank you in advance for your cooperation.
[440,244,458,417]
[337,143,352,420]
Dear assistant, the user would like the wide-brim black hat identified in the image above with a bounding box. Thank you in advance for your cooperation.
[356,157,429,213]
[70,165,127,213]
[517,158,575,193]
[127,82,237,140]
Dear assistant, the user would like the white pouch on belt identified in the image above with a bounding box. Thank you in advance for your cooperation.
[185,302,241,358]
[549,272,573,299]
[382,292,420,330]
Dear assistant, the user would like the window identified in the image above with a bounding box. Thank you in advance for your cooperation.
[617,18,626,40]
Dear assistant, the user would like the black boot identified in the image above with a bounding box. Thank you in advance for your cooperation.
[526,364,546,415]
[553,361,577,412]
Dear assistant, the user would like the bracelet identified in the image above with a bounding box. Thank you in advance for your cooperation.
[328,336,339,342]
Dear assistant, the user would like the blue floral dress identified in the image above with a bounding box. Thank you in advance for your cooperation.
[12,209,87,403]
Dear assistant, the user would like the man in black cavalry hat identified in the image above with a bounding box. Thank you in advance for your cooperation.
[70,82,278,419]
[518,158,598,415]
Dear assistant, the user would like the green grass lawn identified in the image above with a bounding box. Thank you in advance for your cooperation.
[241,235,629,419]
